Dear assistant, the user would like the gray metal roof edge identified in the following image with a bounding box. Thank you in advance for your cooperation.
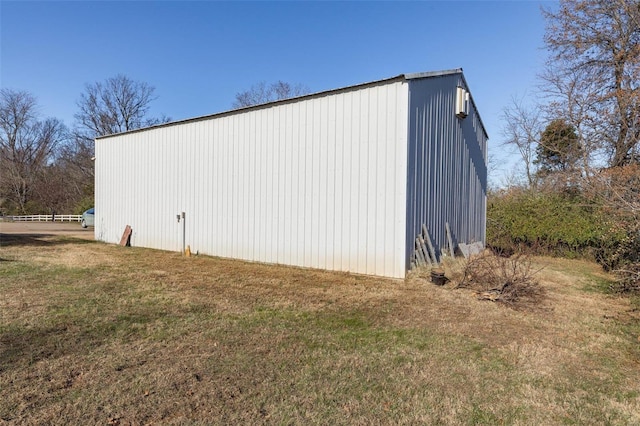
[96,74,406,140]
[403,68,464,80]
[96,69,488,140]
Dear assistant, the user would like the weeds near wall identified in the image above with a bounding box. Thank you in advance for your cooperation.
[456,252,545,309]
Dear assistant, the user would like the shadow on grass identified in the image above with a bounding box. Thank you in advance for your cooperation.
[0,309,168,372]
[0,234,95,248]
[0,325,84,372]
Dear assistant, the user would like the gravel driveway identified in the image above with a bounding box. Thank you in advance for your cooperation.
[0,221,94,240]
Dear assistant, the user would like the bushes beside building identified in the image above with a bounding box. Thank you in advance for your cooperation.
[487,166,640,292]
[487,188,605,258]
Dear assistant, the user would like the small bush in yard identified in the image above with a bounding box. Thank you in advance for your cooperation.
[456,251,545,309]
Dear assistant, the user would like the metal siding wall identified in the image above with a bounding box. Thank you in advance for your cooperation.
[95,81,409,278]
[405,74,488,268]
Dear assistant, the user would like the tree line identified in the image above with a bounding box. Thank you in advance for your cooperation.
[496,0,639,291]
[0,75,168,216]
[0,76,307,216]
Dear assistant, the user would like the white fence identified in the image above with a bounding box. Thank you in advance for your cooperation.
[3,214,82,222]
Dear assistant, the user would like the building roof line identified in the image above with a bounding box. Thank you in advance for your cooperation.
[96,69,488,140]
[404,68,464,80]
[96,75,406,140]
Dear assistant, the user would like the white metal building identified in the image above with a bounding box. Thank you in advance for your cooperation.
[95,69,488,279]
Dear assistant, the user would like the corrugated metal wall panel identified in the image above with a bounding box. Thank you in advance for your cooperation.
[95,81,409,278]
[405,74,488,268]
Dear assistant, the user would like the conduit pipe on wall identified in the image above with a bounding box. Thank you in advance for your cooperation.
[177,212,185,255]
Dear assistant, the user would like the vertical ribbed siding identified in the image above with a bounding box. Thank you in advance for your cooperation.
[95,81,409,278]
[405,74,488,269]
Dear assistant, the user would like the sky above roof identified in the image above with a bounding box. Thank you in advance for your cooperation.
[1,0,555,185]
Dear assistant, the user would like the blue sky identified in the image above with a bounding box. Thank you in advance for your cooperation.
[1,1,554,184]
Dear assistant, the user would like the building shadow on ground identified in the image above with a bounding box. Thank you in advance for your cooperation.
[0,233,94,248]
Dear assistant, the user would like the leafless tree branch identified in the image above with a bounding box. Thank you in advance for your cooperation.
[232,80,310,108]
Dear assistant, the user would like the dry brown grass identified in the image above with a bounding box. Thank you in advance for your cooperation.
[1,235,640,425]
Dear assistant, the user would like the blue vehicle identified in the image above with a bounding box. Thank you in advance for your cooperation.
[81,208,95,228]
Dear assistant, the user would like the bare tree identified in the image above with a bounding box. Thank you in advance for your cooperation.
[75,74,164,137]
[0,89,67,214]
[540,66,600,172]
[542,0,640,167]
[30,163,75,214]
[73,75,169,166]
[68,75,170,210]
[500,96,544,188]
[232,80,310,108]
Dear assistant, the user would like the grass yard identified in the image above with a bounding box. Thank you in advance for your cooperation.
[1,235,639,425]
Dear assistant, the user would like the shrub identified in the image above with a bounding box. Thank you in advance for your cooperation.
[585,166,640,293]
[487,188,605,258]
[456,252,545,309]
[488,165,640,293]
